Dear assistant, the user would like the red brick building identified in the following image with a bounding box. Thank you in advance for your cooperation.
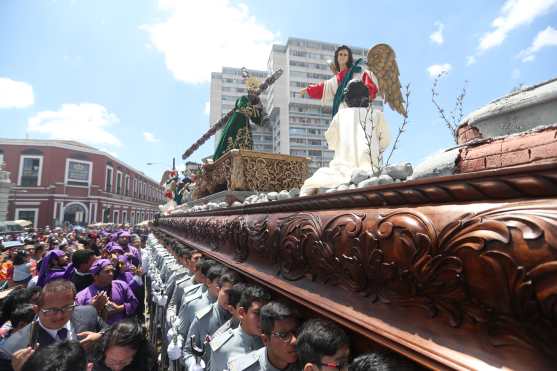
[0,139,164,228]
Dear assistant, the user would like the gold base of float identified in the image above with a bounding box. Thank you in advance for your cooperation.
[193,149,309,199]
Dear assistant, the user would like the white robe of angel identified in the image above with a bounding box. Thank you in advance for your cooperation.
[300,107,390,196]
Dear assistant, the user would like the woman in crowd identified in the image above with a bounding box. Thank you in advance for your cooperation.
[11,252,33,287]
[92,319,153,371]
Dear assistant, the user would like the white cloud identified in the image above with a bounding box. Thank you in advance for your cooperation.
[204,101,210,115]
[142,0,279,84]
[27,103,121,148]
[0,77,34,109]
[478,0,557,52]
[427,63,452,78]
[466,56,477,66]
[430,22,444,45]
[517,26,557,61]
[143,131,160,142]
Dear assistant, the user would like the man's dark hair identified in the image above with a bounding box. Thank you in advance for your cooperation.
[334,45,354,72]
[206,264,226,282]
[10,303,35,328]
[349,351,419,371]
[228,283,246,308]
[0,287,38,325]
[260,301,298,336]
[198,258,217,276]
[181,248,193,259]
[22,340,87,371]
[13,250,27,266]
[296,318,349,366]
[238,284,271,310]
[218,270,242,287]
[94,319,154,370]
[71,249,95,266]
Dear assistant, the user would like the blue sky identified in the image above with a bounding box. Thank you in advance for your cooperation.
[1,0,556,180]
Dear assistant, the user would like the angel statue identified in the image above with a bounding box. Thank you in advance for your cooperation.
[299,43,407,196]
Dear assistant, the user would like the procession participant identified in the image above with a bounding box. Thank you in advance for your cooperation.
[348,351,419,371]
[70,249,97,293]
[91,319,153,371]
[175,264,224,342]
[18,340,91,371]
[209,285,271,371]
[296,319,350,371]
[166,249,202,318]
[227,301,300,371]
[211,282,246,339]
[36,250,73,288]
[75,260,138,325]
[182,270,242,369]
[0,280,105,368]
[116,232,140,267]
[171,257,215,328]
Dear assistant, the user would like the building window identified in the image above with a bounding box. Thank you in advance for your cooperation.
[15,208,38,228]
[116,171,122,194]
[18,155,43,186]
[122,211,127,224]
[113,210,119,224]
[130,211,135,225]
[133,178,137,198]
[125,175,130,196]
[105,166,113,192]
[65,159,92,187]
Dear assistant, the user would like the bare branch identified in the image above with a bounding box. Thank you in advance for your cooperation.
[385,83,410,167]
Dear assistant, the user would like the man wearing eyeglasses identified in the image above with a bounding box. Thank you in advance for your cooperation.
[296,318,350,371]
[0,280,106,371]
[227,301,300,371]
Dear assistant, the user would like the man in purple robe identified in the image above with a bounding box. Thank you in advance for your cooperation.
[116,231,141,267]
[75,259,138,325]
[36,249,74,287]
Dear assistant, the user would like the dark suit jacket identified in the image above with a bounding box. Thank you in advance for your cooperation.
[0,305,106,371]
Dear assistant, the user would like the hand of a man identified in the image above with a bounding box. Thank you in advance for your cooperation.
[11,347,34,371]
[78,331,103,351]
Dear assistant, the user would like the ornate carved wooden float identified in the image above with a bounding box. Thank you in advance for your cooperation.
[193,149,309,199]
[157,160,557,370]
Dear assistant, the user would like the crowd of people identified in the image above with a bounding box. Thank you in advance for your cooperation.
[0,225,420,370]
[150,230,420,371]
[0,225,152,371]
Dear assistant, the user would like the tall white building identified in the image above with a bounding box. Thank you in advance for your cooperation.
[209,67,273,153]
[209,38,383,174]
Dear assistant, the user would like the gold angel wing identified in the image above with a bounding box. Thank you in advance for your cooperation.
[367,43,407,117]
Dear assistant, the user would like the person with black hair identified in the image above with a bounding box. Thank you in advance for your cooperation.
[296,318,350,371]
[348,351,420,371]
[228,301,300,371]
[212,281,246,338]
[6,304,35,339]
[166,250,203,319]
[17,340,91,371]
[0,280,106,370]
[92,319,153,371]
[11,252,32,286]
[71,249,97,292]
[182,270,242,369]
[209,284,272,371]
[176,264,225,341]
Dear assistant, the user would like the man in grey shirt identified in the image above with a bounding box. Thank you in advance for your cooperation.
[227,301,300,371]
[209,285,272,371]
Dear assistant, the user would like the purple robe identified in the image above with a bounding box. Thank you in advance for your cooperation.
[75,280,139,324]
[36,250,74,287]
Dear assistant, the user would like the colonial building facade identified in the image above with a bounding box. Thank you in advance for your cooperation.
[0,139,164,228]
